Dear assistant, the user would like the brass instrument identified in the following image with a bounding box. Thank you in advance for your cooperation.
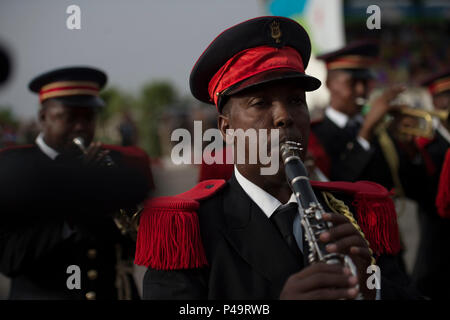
[280,141,362,299]
[395,107,448,139]
[357,91,449,139]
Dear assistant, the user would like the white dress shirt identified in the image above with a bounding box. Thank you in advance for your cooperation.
[325,107,371,151]
[35,132,59,160]
[234,166,303,252]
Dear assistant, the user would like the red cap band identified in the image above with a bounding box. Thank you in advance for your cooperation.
[38,81,100,102]
[429,76,450,95]
[326,55,375,71]
[208,46,305,107]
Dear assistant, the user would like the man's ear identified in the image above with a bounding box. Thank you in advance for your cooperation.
[325,76,331,90]
[218,113,230,142]
[38,107,46,124]
[325,72,334,90]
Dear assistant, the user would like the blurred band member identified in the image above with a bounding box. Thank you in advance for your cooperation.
[0,66,152,299]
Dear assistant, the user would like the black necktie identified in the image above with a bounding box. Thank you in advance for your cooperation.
[54,154,81,166]
[270,203,304,262]
[54,154,69,162]
[344,117,361,138]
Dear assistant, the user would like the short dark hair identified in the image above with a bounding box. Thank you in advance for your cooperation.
[220,97,232,116]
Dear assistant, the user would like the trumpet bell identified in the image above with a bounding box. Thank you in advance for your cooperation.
[396,108,449,139]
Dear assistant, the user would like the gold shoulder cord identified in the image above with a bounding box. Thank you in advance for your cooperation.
[375,124,406,215]
[322,191,376,265]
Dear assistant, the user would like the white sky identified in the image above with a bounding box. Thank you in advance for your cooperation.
[0,0,266,120]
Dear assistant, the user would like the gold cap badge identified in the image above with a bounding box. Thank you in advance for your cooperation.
[270,20,282,43]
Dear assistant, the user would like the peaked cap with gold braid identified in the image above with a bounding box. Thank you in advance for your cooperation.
[316,40,379,79]
[29,66,107,108]
[420,68,450,96]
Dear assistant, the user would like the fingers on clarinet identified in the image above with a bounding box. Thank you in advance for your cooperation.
[303,286,360,300]
[303,273,357,292]
[86,142,101,158]
[350,246,372,260]
[320,223,357,242]
[295,263,345,279]
[326,235,365,253]
[322,212,349,225]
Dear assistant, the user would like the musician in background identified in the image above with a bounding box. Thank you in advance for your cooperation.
[309,42,428,200]
[413,69,450,299]
[309,42,435,284]
[136,17,420,300]
[0,67,152,299]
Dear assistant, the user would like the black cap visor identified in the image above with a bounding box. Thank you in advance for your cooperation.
[49,95,105,108]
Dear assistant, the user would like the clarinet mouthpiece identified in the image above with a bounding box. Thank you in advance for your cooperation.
[73,137,87,154]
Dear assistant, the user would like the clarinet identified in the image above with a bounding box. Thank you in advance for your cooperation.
[73,137,115,167]
[72,137,141,240]
[280,141,362,299]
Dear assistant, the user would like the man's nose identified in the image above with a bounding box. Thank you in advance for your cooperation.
[273,102,293,128]
[354,80,367,97]
[73,118,89,131]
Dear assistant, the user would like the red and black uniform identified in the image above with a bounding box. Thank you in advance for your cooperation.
[308,41,428,201]
[0,144,152,299]
[136,175,420,299]
[409,69,450,299]
[411,69,450,299]
[136,16,421,300]
[0,66,153,300]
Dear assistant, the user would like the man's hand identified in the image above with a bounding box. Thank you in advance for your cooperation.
[320,212,375,300]
[280,212,376,300]
[81,141,111,167]
[280,263,359,300]
[359,85,405,141]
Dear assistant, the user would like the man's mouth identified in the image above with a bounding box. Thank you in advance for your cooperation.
[279,135,303,147]
[270,136,304,157]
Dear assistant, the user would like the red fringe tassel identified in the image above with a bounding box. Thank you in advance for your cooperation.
[352,194,401,256]
[134,198,208,270]
[311,180,402,256]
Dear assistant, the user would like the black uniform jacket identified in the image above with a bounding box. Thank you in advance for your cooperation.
[142,174,422,300]
[0,144,150,299]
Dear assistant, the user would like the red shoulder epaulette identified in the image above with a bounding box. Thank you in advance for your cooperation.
[135,179,226,270]
[436,149,450,218]
[0,144,34,155]
[103,144,154,190]
[311,180,401,256]
[198,146,233,182]
[307,131,331,178]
